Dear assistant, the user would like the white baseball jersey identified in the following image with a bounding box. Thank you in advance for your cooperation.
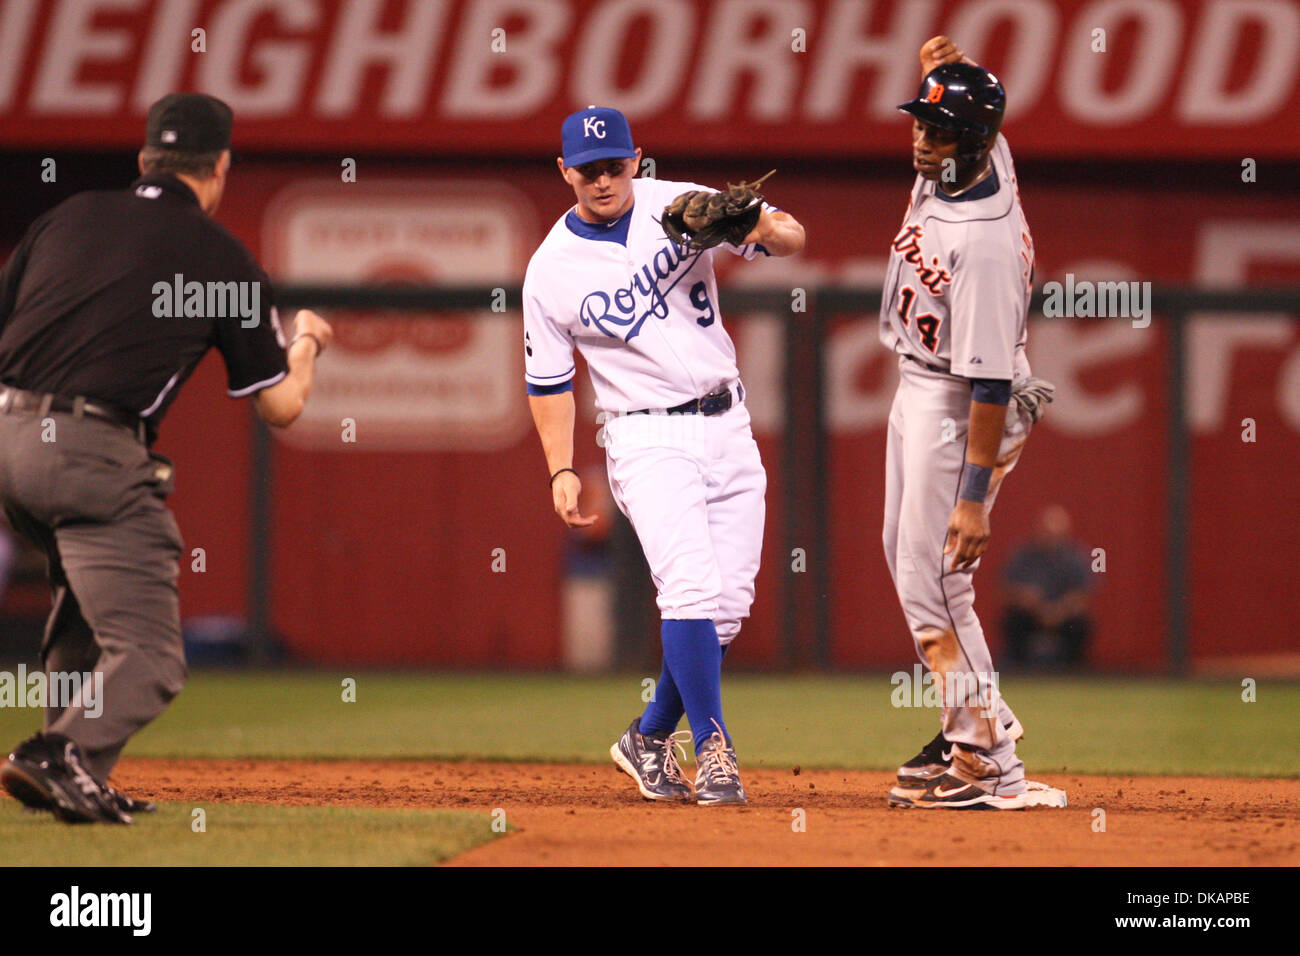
[523,177,767,412]
[878,134,1033,381]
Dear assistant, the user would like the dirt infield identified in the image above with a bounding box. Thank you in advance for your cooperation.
[114,758,1300,866]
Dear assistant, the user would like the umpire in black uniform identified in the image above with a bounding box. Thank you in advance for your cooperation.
[0,94,332,823]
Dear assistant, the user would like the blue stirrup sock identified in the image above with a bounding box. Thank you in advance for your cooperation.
[654,619,730,753]
[639,657,684,736]
[640,635,731,737]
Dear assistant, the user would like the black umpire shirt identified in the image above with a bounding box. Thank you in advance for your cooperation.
[0,173,288,442]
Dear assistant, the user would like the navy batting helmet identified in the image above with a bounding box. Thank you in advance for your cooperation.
[899,63,1006,164]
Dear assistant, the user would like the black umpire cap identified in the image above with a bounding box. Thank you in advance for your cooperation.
[145,93,233,152]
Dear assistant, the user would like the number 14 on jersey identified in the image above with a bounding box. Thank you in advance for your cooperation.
[896,286,940,352]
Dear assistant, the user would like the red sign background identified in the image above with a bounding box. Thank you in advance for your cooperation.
[93,156,1296,671]
[2,0,1299,158]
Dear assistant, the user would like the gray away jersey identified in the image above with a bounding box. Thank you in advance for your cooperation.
[879,134,1033,380]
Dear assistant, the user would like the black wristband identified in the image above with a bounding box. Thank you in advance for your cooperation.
[290,332,323,357]
[549,467,578,488]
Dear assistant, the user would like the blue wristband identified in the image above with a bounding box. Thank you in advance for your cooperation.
[959,463,993,503]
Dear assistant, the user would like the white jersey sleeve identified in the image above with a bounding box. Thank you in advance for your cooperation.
[522,267,576,389]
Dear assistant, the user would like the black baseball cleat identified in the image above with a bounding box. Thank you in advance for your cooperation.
[888,772,1027,810]
[610,718,693,802]
[896,732,950,785]
[105,782,157,814]
[895,716,1026,785]
[2,734,61,813]
[0,733,133,824]
[694,725,747,806]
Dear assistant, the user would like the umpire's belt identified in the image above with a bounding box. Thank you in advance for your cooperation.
[0,387,148,443]
[627,382,744,417]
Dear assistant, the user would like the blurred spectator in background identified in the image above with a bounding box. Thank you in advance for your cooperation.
[1001,505,1094,669]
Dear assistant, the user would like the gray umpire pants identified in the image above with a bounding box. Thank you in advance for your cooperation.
[0,406,185,781]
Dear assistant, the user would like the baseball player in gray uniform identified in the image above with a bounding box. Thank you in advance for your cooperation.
[879,38,1063,810]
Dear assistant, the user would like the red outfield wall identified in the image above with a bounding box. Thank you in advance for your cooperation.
[2,0,1298,667]
[128,159,1300,670]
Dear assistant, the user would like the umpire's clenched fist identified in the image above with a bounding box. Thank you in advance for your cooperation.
[291,309,334,354]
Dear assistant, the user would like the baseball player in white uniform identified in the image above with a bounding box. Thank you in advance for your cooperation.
[524,107,805,805]
[880,39,1064,809]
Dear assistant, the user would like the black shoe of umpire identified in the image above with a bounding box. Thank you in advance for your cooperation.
[105,782,157,814]
[0,733,133,824]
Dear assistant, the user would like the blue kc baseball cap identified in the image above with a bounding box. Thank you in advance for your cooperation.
[561,107,636,167]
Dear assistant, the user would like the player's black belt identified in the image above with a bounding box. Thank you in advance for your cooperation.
[627,382,744,417]
[0,386,148,443]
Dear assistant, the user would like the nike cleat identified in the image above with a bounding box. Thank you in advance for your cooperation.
[895,718,1026,785]
[888,772,1027,810]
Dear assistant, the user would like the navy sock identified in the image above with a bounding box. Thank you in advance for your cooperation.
[641,641,731,736]
[660,619,728,753]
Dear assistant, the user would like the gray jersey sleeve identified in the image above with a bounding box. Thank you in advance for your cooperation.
[947,223,1026,380]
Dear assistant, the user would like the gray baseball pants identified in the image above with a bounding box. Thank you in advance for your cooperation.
[882,354,1034,796]
[0,408,185,780]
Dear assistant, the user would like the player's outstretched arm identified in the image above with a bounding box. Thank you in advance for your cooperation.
[528,390,597,528]
[742,208,805,257]
[255,309,333,428]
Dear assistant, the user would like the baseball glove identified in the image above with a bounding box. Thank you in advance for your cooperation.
[1011,376,1055,424]
[661,170,776,251]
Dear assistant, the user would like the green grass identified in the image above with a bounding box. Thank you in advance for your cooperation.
[0,802,499,866]
[1,672,1292,777]
[0,673,1289,865]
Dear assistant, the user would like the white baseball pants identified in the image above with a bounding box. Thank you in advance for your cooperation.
[604,401,766,644]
